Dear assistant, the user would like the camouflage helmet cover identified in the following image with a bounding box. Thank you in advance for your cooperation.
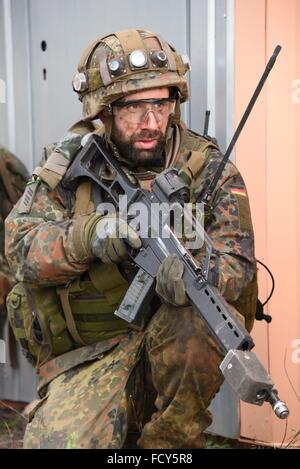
[73,29,191,120]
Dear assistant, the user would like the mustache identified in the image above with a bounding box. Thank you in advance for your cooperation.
[130,130,163,143]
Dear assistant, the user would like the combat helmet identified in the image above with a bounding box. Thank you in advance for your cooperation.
[72,29,191,121]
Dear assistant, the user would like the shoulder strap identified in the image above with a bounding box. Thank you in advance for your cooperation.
[18,121,100,215]
[74,180,94,217]
[175,127,219,184]
[34,120,99,190]
[56,285,87,346]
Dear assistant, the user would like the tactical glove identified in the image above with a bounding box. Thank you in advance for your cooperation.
[155,254,189,306]
[91,214,141,263]
[73,212,141,264]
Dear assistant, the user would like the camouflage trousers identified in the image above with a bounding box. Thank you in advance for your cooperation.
[23,304,224,449]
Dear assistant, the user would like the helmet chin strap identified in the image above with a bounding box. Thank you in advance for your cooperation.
[102,113,113,143]
[102,114,125,163]
[169,99,181,125]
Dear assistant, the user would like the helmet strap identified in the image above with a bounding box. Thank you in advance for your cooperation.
[103,114,113,142]
[170,98,181,125]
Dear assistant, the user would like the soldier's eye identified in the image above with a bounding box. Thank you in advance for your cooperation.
[153,102,165,111]
[126,103,141,113]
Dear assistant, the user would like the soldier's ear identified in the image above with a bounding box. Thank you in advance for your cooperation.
[99,105,112,124]
[99,110,109,123]
[98,112,106,124]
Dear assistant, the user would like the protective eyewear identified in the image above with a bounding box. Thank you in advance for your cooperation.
[112,98,175,123]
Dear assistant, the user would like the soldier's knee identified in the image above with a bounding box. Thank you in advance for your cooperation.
[146,303,222,359]
[147,303,191,341]
[147,303,207,343]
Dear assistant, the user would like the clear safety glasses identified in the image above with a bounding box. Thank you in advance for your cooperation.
[112,98,175,124]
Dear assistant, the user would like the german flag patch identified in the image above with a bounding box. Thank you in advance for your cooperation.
[230,187,252,231]
[230,187,247,197]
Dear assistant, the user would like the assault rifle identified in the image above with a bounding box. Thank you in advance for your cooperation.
[62,45,288,419]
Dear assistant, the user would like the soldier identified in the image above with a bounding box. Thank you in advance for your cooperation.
[0,146,28,336]
[5,29,257,449]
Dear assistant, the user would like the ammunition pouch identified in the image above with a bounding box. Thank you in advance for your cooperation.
[6,263,131,368]
[6,283,73,367]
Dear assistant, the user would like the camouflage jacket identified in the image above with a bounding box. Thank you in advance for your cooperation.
[5,124,257,415]
[5,124,256,303]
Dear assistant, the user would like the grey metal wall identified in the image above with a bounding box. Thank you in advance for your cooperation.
[1,0,233,170]
[0,0,38,404]
[0,0,238,438]
[0,1,8,145]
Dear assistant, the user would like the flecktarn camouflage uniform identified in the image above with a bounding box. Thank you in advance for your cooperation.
[5,124,256,449]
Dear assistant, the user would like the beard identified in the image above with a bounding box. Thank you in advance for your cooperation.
[111,124,166,168]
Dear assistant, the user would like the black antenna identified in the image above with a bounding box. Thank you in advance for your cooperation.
[203,110,211,138]
[200,45,282,206]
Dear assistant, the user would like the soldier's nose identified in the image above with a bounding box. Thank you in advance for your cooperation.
[140,111,160,130]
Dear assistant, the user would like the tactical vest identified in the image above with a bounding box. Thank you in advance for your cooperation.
[7,122,258,367]
[7,263,131,367]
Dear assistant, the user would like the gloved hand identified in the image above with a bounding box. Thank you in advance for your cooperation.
[91,214,142,263]
[73,212,142,264]
[155,254,189,306]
